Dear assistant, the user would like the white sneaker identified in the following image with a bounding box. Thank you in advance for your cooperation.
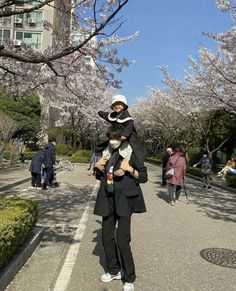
[123,282,134,291]
[170,201,175,206]
[100,271,121,283]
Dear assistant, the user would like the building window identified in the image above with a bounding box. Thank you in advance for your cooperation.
[0,29,11,45]
[25,11,43,27]
[16,31,42,49]
[0,8,12,26]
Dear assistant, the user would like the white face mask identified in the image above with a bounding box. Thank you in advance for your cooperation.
[109,140,121,149]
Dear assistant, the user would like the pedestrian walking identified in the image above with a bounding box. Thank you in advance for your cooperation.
[98,94,147,171]
[87,150,101,175]
[165,147,186,206]
[93,124,148,291]
[42,137,56,190]
[19,141,26,163]
[161,148,172,186]
[29,146,44,188]
[194,152,213,189]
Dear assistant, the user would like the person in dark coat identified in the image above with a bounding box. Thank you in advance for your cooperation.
[94,124,148,291]
[29,146,44,188]
[98,94,147,166]
[161,148,172,186]
[42,137,56,190]
[194,152,213,189]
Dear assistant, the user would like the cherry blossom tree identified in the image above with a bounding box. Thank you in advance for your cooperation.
[37,54,112,148]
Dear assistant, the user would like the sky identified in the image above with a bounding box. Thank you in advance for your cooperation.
[113,0,232,105]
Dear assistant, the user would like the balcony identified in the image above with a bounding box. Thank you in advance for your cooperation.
[27,18,36,26]
[13,39,22,47]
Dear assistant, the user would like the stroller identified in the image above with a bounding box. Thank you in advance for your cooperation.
[42,167,59,188]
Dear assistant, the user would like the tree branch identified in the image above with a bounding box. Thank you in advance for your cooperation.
[0,0,129,64]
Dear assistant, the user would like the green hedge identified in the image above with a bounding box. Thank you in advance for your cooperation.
[24,151,36,160]
[71,150,92,163]
[186,167,202,177]
[55,144,74,156]
[225,174,236,188]
[146,157,162,165]
[187,149,201,166]
[3,151,35,161]
[0,198,38,270]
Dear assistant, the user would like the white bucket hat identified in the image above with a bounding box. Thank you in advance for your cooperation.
[110,94,128,110]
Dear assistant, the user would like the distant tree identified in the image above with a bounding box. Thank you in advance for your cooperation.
[0,112,18,164]
[0,89,41,142]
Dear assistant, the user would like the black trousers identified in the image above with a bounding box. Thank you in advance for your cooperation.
[162,168,167,186]
[102,213,136,283]
[42,167,54,188]
[31,172,41,187]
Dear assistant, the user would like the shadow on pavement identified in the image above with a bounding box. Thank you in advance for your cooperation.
[153,170,236,223]
[92,220,106,271]
[156,190,169,204]
[184,182,236,223]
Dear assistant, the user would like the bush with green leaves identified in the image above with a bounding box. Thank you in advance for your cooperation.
[186,167,202,177]
[187,148,201,166]
[225,174,236,188]
[55,144,74,156]
[24,151,36,160]
[71,150,92,163]
[146,157,162,165]
[0,198,38,269]
[3,150,35,161]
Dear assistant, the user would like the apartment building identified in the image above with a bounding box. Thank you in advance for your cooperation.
[0,0,71,51]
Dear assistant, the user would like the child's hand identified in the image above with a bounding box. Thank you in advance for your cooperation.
[96,156,108,167]
[95,156,108,172]
[120,136,127,141]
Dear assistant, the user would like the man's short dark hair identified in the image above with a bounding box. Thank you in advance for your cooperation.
[106,124,124,140]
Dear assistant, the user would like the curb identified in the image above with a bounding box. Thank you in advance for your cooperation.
[0,226,44,291]
[0,177,31,193]
[146,161,236,194]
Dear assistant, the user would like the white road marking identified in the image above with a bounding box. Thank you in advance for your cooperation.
[53,181,99,291]
[20,170,67,192]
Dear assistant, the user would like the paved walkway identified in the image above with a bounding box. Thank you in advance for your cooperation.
[2,163,236,291]
[0,163,31,192]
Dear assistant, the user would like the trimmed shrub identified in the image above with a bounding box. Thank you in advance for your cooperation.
[24,151,35,160]
[0,198,38,270]
[187,149,201,166]
[146,157,162,165]
[3,151,10,160]
[55,144,74,156]
[225,174,236,188]
[71,150,92,163]
[3,151,35,161]
[186,167,202,177]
